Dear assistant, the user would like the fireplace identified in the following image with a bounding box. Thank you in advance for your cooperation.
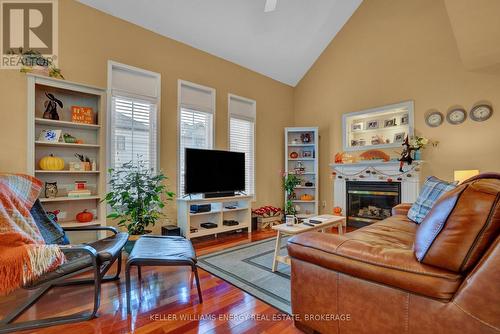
[346,181,401,228]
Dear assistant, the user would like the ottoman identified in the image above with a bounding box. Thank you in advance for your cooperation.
[125,235,202,313]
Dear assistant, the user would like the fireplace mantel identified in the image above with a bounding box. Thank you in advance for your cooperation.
[330,160,424,216]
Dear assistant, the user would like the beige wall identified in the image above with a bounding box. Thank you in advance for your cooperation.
[293,0,500,213]
[1,0,499,224]
[0,0,294,226]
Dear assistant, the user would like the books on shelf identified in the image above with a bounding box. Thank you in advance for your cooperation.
[68,189,92,198]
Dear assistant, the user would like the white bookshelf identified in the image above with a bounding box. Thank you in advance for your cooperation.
[177,195,253,240]
[284,127,319,219]
[27,74,106,240]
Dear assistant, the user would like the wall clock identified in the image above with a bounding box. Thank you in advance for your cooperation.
[446,108,467,125]
[425,111,444,127]
[470,104,493,122]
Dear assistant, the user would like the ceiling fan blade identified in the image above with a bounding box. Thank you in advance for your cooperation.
[264,0,277,12]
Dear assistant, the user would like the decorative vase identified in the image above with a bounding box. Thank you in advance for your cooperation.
[414,150,421,161]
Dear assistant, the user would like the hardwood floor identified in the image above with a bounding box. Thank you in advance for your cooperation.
[0,229,309,334]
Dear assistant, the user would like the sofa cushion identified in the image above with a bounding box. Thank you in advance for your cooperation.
[415,175,500,272]
[287,216,463,300]
[407,176,457,223]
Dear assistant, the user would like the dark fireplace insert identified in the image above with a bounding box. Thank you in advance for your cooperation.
[346,181,401,228]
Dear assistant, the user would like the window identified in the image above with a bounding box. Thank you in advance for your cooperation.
[108,61,160,172]
[178,80,215,195]
[229,94,256,196]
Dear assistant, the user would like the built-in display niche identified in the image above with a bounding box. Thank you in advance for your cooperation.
[342,101,414,152]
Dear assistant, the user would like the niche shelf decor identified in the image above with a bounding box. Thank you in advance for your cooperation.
[342,101,414,152]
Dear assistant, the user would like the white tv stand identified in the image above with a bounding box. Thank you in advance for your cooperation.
[177,195,253,240]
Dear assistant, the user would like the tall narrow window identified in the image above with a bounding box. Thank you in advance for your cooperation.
[108,62,160,172]
[229,94,256,196]
[178,80,215,195]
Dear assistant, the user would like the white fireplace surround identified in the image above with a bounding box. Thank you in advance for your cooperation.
[330,161,424,215]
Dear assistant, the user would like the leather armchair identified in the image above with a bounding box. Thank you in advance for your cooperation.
[287,173,500,334]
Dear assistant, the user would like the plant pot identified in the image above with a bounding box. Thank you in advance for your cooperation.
[124,230,152,254]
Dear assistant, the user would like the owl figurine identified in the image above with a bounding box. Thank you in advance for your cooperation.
[44,182,58,198]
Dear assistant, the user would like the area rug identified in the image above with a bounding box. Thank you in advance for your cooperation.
[197,237,292,314]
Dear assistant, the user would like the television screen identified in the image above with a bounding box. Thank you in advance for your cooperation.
[185,148,245,195]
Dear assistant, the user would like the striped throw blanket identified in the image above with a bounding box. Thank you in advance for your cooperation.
[0,174,65,295]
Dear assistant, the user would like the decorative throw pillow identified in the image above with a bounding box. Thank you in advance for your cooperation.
[30,199,69,245]
[407,176,457,224]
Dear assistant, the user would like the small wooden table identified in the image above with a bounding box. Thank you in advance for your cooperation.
[271,215,345,272]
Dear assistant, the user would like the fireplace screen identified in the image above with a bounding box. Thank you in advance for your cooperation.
[346,181,401,227]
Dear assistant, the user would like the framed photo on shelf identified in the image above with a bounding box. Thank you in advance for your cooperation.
[401,114,409,125]
[367,120,379,129]
[350,139,359,147]
[384,118,397,127]
[302,150,313,158]
[394,132,405,143]
[38,129,62,142]
[351,122,364,132]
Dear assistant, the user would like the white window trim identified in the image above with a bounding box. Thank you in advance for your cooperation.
[107,60,161,174]
[177,79,216,195]
[228,93,256,199]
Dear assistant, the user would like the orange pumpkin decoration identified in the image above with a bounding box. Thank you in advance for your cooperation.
[333,206,342,216]
[76,209,94,223]
[290,152,299,159]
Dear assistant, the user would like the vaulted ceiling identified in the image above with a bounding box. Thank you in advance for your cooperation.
[77,0,362,86]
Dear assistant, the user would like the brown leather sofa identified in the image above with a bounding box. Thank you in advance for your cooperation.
[287,173,500,334]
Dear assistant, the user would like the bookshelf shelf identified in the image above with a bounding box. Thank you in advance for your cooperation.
[35,141,100,148]
[285,127,319,218]
[27,74,107,243]
[35,117,101,129]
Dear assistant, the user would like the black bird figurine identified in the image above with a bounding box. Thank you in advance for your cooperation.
[43,92,63,120]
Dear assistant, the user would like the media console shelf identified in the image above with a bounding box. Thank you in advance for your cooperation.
[177,195,253,240]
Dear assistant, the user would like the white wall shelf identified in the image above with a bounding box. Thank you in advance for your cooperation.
[27,74,107,242]
[285,127,319,218]
[177,195,253,240]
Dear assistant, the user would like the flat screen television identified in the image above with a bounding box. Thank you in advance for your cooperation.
[185,148,245,196]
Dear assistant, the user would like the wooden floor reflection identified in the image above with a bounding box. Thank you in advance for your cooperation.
[0,229,306,333]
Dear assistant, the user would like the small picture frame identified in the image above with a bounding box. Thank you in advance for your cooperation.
[351,122,364,132]
[394,132,405,143]
[350,139,359,147]
[400,114,409,125]
[384,118,397,127]
[38,129,62,142]
[367,120,379,129]
[302,150,313,158]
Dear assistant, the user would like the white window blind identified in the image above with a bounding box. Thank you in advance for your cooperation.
[178,80,215,195]
[229,95,256,196]
[110,96,158,171]
[108,62,160,172]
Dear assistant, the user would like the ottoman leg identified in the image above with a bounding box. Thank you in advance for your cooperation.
[193,265,203,304]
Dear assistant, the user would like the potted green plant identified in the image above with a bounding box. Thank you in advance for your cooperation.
[104,159,175,252]
[283,172,302,216]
